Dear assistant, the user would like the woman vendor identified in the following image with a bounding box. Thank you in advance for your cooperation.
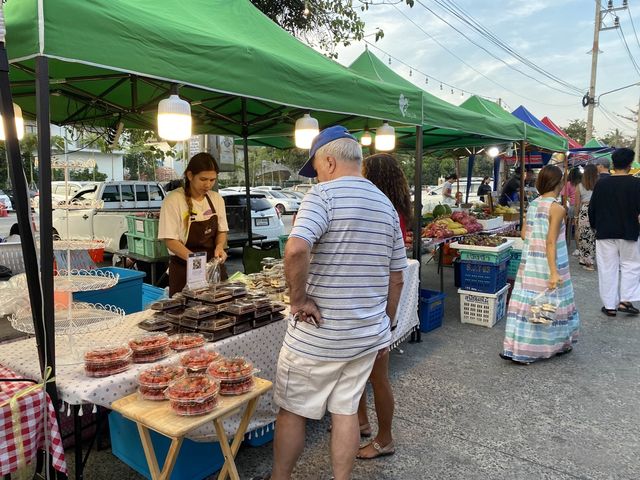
[159,153,228,295]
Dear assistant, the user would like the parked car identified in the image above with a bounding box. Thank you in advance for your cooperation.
[281,189,305,201]
[32,181,95,209]
[253,186,283,191]
[52,181,166,252]
[220,191,285,248]
[0,190,13,210]
[252,189,300,215]
[291,183,315,194]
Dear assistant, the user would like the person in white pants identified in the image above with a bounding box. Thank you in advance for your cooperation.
[588,147,640,317]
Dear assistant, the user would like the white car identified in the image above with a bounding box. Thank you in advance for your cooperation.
[252,189,300,215]
[220,191,285,247]
[0,190,13,210]
[281,189,305,201]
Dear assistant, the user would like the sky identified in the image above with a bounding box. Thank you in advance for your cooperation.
[332,0,640,139]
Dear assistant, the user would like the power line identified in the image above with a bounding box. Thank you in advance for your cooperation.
[412,0,583,97]
[380,5,571,107]
[617,24,640,76]
[429,0,585,94]
[626,5,640,51]
[362,39,490,99]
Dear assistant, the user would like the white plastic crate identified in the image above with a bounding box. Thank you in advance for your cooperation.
[477,217,504,231]
[458,284,510,328]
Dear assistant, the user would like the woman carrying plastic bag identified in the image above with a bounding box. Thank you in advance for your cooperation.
[501,165,580,365]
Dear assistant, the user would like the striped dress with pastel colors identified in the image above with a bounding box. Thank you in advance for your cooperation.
[502,196,580,363]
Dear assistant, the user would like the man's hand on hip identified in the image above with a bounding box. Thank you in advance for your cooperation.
[291,298,322,327]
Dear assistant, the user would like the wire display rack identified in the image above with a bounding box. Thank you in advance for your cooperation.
[54,269,119,292]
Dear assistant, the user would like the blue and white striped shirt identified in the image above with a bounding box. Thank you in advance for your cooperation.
[284,176,408,361]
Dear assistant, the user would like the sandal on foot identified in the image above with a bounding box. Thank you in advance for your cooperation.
[601,307,617,317]
[499,353,512,361]
[618,302,639,315]
[582,265,595,271]
[556,346,573,357]
[356,440,395,460]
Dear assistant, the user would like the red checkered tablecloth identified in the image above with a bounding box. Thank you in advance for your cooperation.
[0,365,67,476]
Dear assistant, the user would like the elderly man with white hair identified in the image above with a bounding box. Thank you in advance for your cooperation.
[253,126,406,480]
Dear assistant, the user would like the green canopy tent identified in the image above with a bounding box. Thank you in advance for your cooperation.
[4,1,425,467]
[460,96,567,152]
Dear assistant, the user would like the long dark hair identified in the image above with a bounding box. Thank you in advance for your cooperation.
[362,153,412,223]
[183,153,219,229]
[567,167,582,187]
[582,164,598,191]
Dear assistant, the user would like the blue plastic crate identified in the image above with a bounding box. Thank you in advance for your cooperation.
[459,259,508,294]
[142,283,167,310]
[73,267,146,314]
[507,250,522,280]
[109,411,224,480]
[419,289,446,332]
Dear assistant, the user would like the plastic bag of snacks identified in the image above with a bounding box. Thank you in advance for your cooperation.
[528,289,560,325]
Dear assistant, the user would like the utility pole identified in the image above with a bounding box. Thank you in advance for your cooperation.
[635,96,640,163]
[585,0,627,142]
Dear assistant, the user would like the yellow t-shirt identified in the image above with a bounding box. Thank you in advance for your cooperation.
[158,188,228,253]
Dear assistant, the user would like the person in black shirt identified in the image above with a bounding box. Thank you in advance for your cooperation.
[477,176,492,202]
[588,148,640,316]
[499,172,520,206]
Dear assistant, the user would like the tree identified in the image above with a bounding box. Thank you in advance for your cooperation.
[249,0,412,58]
[122,130,173,181]
[600,129,634,149]
[563,119,587,145]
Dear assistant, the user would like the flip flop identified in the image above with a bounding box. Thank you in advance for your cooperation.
[601,306,617,317]
[618,302,640,315]
[356,440,395,460]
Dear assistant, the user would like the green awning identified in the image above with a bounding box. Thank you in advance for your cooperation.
[460,96,567,151]
[6,0,421,137]
[349,50,525,149]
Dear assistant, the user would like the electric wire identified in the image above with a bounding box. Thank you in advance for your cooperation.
[626,5,640,51]
[429,0,585,94]
[617,24,640,76]
[412,0,582,97]
[380,5,573,107]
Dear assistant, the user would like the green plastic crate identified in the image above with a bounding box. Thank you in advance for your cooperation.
[459,248,512,265]
[126,215,160,240]
[127,234,168,259]
[278,234,289,256]
[507,250,522,280]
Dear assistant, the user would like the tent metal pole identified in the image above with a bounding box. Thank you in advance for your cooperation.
[520,141,526,226]
[0,45,57,393]
[35,55,60,408]
[241,98,253,246]
[412,126,423,342]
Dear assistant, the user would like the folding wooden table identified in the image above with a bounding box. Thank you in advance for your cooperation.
[111,377,272,480]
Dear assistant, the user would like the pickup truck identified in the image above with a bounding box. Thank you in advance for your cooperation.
[52,181,166,252]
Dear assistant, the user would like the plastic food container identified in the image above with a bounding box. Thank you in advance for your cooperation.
[138,365,186,400]
[84,345,132,377]
[183,304,221,319]
[128,332,170,353]
[149,298,184,311]
[218,376,255,396]
[165,375,220,416]
[132,346,172,364]
[207,357,254,383]
[223,301,256,316]
[180,348,221,372]
[137,316,172,332]
[169,333,206,351]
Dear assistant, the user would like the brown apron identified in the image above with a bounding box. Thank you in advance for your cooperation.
[169,194,227,295]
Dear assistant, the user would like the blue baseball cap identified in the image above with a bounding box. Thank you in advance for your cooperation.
[298,125,357,178]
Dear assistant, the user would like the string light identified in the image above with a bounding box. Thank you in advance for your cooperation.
[388,57,392,65]
[409,69,412,77]
[425,77,429,84]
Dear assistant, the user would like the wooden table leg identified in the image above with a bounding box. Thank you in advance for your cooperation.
[214,419,240,480]
[216,398,260,480]
[137,424,183,480]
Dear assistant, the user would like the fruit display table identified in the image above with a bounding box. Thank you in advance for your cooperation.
[112,377,272,480]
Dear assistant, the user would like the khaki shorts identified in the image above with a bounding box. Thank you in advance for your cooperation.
[273,347,377,420]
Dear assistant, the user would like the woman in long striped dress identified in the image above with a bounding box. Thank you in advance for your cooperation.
[501,165,580,364]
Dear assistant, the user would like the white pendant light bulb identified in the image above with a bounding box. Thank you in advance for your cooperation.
[294,113,319,149]
[487,146,500,158]
[157,88,192,142]
[375,122,395,151]
[361,130,372,147]
[0,103,25,141]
